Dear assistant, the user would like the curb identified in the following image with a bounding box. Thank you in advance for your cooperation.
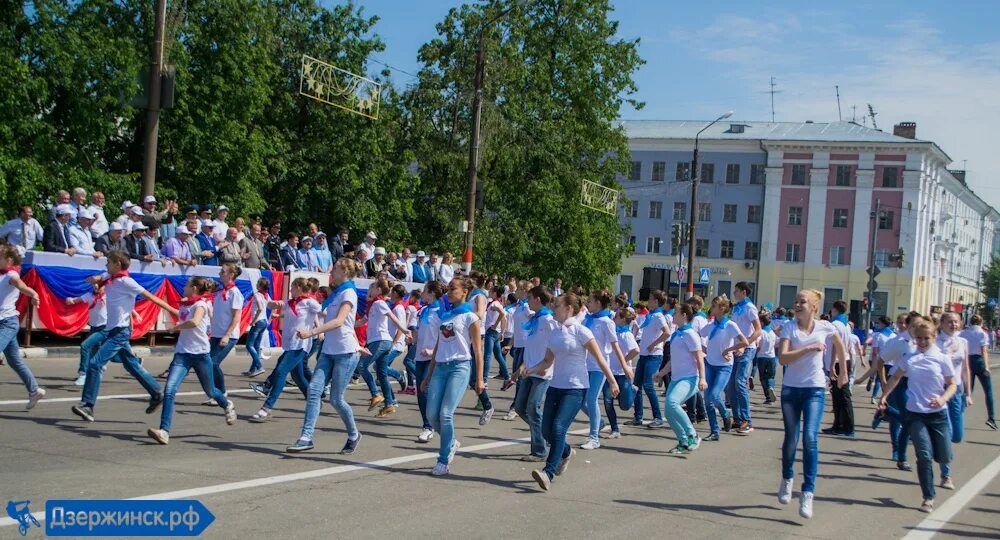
[21,346,285,359]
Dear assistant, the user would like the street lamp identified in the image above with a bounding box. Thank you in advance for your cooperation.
[685,111,733,299]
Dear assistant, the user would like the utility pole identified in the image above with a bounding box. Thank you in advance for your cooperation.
[685,112,733,299]
[140,0,168,200]
[462,34,486,273]
[865,199,882,332]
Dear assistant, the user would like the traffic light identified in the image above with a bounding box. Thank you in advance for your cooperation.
[671,223,682,247]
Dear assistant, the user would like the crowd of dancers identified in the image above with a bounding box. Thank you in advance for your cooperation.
[1,245,996,518]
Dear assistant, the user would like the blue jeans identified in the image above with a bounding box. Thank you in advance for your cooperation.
[78,325,106,375]
[755,356,777,395]
[300,352,361,442]
[245,320,268,372]
[0,316,39,395]
[161,353,228,431]
[368,340,399,406]
[82,325,160,407]
[969,355,995,419]
[357,344,380,397]
[414,361,432,429]
[580,371,607,439]
[727,348,755,425]
[426,360,472,465]
[887,377,911,461]
[603,374,634,432]
[403,335,418,388]
[263,349,310,409]
[514,376,550,457]
[665,376,698,443]
[209,337,238,394]
[541,387,585,479]
[705,363,733,435]
[468,360,493,410]
[906,410,952,501]
[302,340,321,381]
[507,347,525,412]
[632,355,663,422]
[781,386,826,494]
[941,390,966,477]
[483,329,509,380]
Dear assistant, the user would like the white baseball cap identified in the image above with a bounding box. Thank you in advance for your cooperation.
[374,247,386,256]
[76,208,94,221]
[217,205,229,212]
[366,231,377,240]
[175,227,191,236]
[200,219,214,228]
[109,222,125,232]
[416,251,426,258]
[130,206,144,216]
[143,195,156,204]
[130,222,148,232]
[55,204,74,216]
[120,200,133,210]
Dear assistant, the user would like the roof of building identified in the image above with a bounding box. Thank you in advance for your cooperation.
[621,119,927,144]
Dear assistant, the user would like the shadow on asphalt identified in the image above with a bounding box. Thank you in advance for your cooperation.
[614,499,802,527]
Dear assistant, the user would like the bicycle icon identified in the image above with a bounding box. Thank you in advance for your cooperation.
[6,500,40,536]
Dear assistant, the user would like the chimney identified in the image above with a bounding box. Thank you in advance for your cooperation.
[893,121,916,139]
[950,170,967,184]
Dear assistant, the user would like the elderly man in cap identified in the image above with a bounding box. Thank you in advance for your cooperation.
[0,205,44,255]
[298,236,321,271]
[43,204,76,255]
[114,200,134,230]
[364,246,387,278]
[142,195,178,239]
[47,190,71,223]
[126,222,161,263]
[359,231,377,263]
[163,224,195,265]
[196,219,222,265]
[183,219,210,264]
[69,207,98,257]
[94,222,127,254]
[212,205,230,242]
[411,251,430,283]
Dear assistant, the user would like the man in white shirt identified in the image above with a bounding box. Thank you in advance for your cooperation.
[730,282,763,434]
[822,300,856,437]
[115,201,134,229]
[212,205,230,242]
[87,191,109,238]
[0,205,45,254]
[358,231,377,263]
[551,278,563,297]
[69,187,87,226]
[69,207,99,257]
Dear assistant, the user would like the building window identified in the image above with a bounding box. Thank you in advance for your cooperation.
[835,165,851,186]
[672,202,687,220]
[750,164,765,184]
[872,291,889,318]
[747,205,762,224]
[784,243,801,262]
[698,203,711,222]
[779,285,798,309]
[787,206,803,226]
[823,288,843,314]
[874,248,889,267]
[700,163,715,183]
[832,208,849,228]
[723,204,737,223]
[720,240,734,259]
[717,280,732,297]
[629,161,641,181]
[726,163,740,184]
[646,237,661,254]
[744,241,759,260]
[628,199,638,218]
[696,239,709,257]
[627,235,636,247]
[882,166,899,187]
[879,210,894,230]
[675,162,690,181]
[652,161,665,182]
[619,275,633,299]
[791,164,808,185]
[648,201,662,219]
[829,246,846,265]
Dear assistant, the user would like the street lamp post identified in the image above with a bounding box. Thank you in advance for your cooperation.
[685,111,733,299]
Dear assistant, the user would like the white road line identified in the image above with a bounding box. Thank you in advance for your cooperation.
[0,389,256,406]
[0,428,587,529]
[902,452,1000,540]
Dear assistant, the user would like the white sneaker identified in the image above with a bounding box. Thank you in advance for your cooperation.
[600,423,612,433]
[580,438,601,450]
[26,388,46,410]
[503,410,518,421]
[417,428,435,443]
[447,440,461,464]
[204,393,227,406]
[778,478,793,504]
[431,463,449,476]
[74,374,87,386]
[225,402,237,425]
[603,430,621,439]
[799,491,814,519]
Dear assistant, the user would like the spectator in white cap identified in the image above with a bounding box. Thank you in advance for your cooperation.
[297,236,321,271]
[411,251,430,283]
[313,232,333,272]
[94,221,127,254]
[196,219,222,265]
[0,205,45,255]
[125,222,158,262]
[212,205,230,242]
[69,207,98,257]
[359,231,377,263]
[114,200,134,230]
[47,190,71,223]
[43,204,76,255]
[142,195,178,240]
[162,225,195,265]
[365,246,387,278]
[69,187,87,226]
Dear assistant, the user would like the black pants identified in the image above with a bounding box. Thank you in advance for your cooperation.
[686,391,706,422]
[830,361,854,433]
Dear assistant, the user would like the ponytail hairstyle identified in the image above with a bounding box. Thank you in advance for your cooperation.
[650,289,667,307]
[711,294,733,316]
[221,262,242,279]
[188,276,215,295]
[335,257,362,279]
[390,283,406,300]
[528,285,554,306]
[0,244,22,266]
[491,285,505,300]
[256,277,270,293]
[290,277,309,294]
[559,292,583,315]
[305,277,320,294]
[591,290,613,309]
[424,280,446,300]
[675,304,695,323]
[470,271,488,288]
[617,306,636,325]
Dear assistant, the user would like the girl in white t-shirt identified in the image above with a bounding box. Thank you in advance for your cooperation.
[242,278,272,377]
[0,246,45,410]
[421,277,486,476]
[401,288,423,395]
[525,293,618,491]
[776,290,847,519]
[932,312,972,489]
[65,284,108,387]
[629,290,671,427]
[358,281,410,418]
[411,281,445,443]
[483,286,510,385]
[467,272,495,424]
[880,317,957,513]
[753,312,778,404]
[653,304,706,453]
[287,258,365,454]
[207,263,245,402]
[579,291,627,450]
[603,307,638,438]
[699,295,748,440]
[148,277,236,445]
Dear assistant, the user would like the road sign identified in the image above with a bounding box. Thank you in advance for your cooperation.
[866,265,881,279]
[699,268,711,284]
[867,279,878,291]
[677,266,686,283]
[989,297,998,308]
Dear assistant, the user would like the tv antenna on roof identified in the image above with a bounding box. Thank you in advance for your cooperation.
[835,85,842,121]
[867,103,878,130]
[765,76,782,122]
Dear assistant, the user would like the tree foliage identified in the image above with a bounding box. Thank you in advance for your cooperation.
[978,256,1000,322]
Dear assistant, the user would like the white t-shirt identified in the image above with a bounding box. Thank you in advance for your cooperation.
[691,314,710,346]
[700,319,743,367]
[281,297,321,351]
[80,291,108,328]
[898,346,955,414]
[584,314,616,372]
[321,288,359,355]
[472,294,489,336]
[881,333,915,371]
[436,264,454,283]
[502,305,516,338]
[731,300,759,346]
[524,313,559,379]
[415,306,440,361]
[823,319,852,371]
[0,270,22,320]
[511,302,534,345]
[367,300,393,342]
[104,274,145,329]
[210,285,244,339]
[639,311,669,356]
[669,328,702,379]
[778,319,837,388]
[386,302,407,343]
[960,326,989,355]
[484,300,503,332]
[405,304,419,329]
[872,329,896,352]
[756,328,777,358]
[434,312,479,363]
[547,321,595,389]
[613,330,638,375]
[936,333,968,387]
[176,300,212,354]
[251,292,269,324]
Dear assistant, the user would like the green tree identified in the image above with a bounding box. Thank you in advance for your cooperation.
[979,256,1000,323]
[403,0,643,288]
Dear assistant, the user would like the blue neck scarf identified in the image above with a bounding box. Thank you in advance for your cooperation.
[640,307,665,329]
[322,280,357,311]
[523,307,554,336]
[469,288,487,300]
[762,324,772,332]
[834,313,848,325]
[615,323,631,334]
[670,323,693,343]
[733,298,751,316]
[666,308,675,317]
[584,309,612,328]
[420,300,442,325]
[439,300,473,322]
[694,311,707,319]
[709,316,730,340]
[879,325,893,336]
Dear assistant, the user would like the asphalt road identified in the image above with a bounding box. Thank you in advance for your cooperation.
[1,351,998,540]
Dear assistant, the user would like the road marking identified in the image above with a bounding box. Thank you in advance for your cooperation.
[0,389,256,406]
[0,428,587,529]
[902,452,1000,540]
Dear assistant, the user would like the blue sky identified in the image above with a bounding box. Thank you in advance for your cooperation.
[342,0,1000,208]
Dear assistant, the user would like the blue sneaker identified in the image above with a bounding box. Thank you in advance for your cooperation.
[341,433,362,455]
[871,410,884,430]
[286,439,314,453]
[646,418,665,429]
